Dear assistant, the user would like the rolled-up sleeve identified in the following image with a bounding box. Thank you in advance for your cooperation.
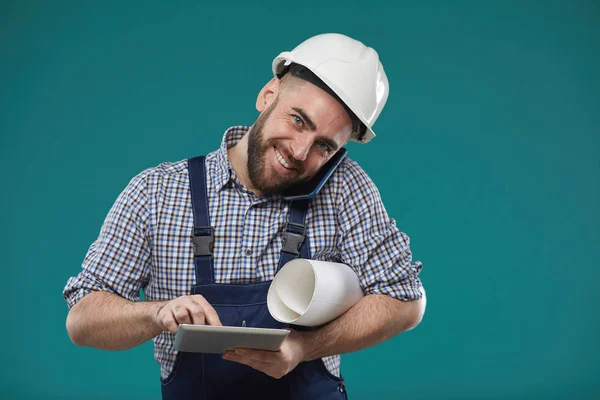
[337,160,423,301]
[63,170,152,309]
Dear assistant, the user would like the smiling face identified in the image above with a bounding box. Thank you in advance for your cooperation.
[245,75,353,194]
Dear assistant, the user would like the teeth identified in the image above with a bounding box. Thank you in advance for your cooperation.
[275,149,291,169]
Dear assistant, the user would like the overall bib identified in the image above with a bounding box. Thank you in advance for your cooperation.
[161,156,348,399]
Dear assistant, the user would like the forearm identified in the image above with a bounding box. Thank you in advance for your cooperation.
[300,293,425,361]
[66,291,167,350]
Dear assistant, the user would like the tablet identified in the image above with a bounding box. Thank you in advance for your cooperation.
[174,324,290,354]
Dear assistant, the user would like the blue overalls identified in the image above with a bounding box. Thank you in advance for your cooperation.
[161,156,348,400]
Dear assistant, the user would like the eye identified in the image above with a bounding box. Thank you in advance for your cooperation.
[317,141,331,152]
[293,115,304,126]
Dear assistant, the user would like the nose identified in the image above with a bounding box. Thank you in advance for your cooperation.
[290,136,312,162]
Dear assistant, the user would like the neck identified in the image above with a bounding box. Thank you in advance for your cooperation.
[227,131,263,197]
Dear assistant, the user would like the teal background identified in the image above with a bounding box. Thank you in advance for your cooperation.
[1,1,598,399]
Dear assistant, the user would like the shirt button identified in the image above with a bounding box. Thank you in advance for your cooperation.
[245,249,252,256]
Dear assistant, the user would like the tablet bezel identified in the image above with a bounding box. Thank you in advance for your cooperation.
[174,324,290,354]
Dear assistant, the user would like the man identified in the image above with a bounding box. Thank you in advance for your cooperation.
[63,33,426,399]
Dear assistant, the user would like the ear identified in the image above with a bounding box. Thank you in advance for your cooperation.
[256,78,280,112]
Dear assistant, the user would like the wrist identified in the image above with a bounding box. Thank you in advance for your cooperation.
[149,301,169,332]
[293,329,316,362]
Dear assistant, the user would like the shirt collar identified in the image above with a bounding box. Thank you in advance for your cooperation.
[213,126,251,192]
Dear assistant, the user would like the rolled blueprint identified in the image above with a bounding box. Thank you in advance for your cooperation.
[267,259,364,327]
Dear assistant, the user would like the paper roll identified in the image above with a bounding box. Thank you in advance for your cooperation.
[267,259,364,327]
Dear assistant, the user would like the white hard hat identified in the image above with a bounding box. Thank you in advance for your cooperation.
[272,33,389,143]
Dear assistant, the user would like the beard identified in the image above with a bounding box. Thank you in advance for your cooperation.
[247,100,305,194]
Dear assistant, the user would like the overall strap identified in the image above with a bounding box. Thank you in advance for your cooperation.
[188,156,215,285]
[278,199,311,271]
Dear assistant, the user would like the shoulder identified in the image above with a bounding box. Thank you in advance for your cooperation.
[337,157,375,187]
[329,156,379,199]
[310,155,380,211]
[140,158,189,183]
[124,148,223,194]
[116,159,190,204]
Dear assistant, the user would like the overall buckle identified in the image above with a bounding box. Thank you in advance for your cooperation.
[281,222,306,256]
[192,226,214,256]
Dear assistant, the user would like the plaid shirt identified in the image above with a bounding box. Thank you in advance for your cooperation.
[63,126,423,379]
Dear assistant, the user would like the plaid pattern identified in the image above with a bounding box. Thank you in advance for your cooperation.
[63,126,423,379]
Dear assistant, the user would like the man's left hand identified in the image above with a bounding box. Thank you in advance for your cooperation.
[222,330,307,379]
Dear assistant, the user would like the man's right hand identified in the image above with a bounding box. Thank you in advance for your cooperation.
[155,295,222,333]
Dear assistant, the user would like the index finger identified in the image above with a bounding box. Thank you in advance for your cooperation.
[191,295,222,326]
